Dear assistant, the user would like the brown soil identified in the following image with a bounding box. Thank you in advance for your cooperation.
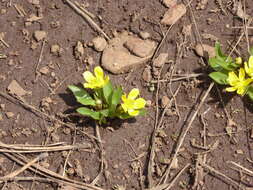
[0,0,253,190]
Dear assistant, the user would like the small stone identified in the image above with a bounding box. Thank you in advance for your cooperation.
[146,100,152,107]
[142,67,152,82]
[6,112,14,118]
[74,41,84,60]
[7,59,15,66]
[50,44,61,56]
[236,149,244,154]
[0,104,5,110]
[124,37,156,58]
[33,30,46,41]
[112,164,119,169]
[25,21,32,27]
[161,96,170,108]
[163,0,177,8]
[0,113,3,121]
[66,167,75,175]
[153,53,168,68]
[195,43,215,58]
[161,4,186,25]
[28,0,40,5]
[0,9,7,14]
[92,36,107,52]
[139,31,150,40]
[102,32,156,74]
[39,66,49,75]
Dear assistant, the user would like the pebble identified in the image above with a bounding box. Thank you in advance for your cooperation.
[161,96,170,108]
[102,32,156,74]
[50,44,61,56]
[153,53,168,68]
[39,66,49,75]
[74,41,84,60]
[124,37,156,58]
[195,43,215,58]
[92,36,107,52]
[146,100,152,107]
[142,67,152,82]
[33,30,46,41]
[163,0,177,8]
[161,4,186,25]
[6,112,14,118]
[139,31,150,40]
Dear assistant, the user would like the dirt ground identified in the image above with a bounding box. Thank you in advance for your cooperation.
[1,0,253,190]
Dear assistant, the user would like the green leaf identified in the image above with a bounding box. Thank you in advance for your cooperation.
[100,109,109,117]
[109,87,123,115]
[76,107,100,120]
[102,81,113,104]
[250,47,253,56]
[215,42,226,58]
[209,72,228,85]
[247,86,253,101]
[68,85,96,106]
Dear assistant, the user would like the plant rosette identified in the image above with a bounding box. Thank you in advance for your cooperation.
[208,42,253,100]
[68,66,146,124]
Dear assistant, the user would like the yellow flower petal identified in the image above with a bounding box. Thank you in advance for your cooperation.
[237,87,246,95]
[249,56,253,67]
[128,109,139,116]
[239,68,245,81]
[128,88,139,100]
[83,71,95,82]
[133,98,146,109]
[227,72,238,84]
[94,66,104,79]
[245,61,249,73]
[226,87,236,92]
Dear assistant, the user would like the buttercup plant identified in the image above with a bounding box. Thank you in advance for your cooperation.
[209,42,253,100]
[68,66,146,124]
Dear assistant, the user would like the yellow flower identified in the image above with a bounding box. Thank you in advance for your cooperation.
[121,88,146,116]
[226,68,253,95]
[244,56,253,77]
[83,66,109,89]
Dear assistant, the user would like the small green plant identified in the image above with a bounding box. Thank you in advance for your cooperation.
[209,42,253,100]
[68,66,146,124]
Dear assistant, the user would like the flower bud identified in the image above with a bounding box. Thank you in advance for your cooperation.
[235,57,242,65]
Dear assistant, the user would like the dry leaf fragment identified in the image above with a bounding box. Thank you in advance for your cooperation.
[7,80,30,96]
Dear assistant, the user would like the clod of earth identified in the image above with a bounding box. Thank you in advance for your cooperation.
[139,31,150,40]
[102,32,157,74]
[7,80,31,97]
[142,66,152,82]
[33,30,46,41]
[162,0,177,8]
[50,44,62,56]
[74,41,84,60]
[39,66,50,75]
[195,43,215,58]
[92,36,107,52]
[6,112,15,119]
[124,36,156,58]
[161,3,186,25]
[152,53,168,68]
[161,95,170,108]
